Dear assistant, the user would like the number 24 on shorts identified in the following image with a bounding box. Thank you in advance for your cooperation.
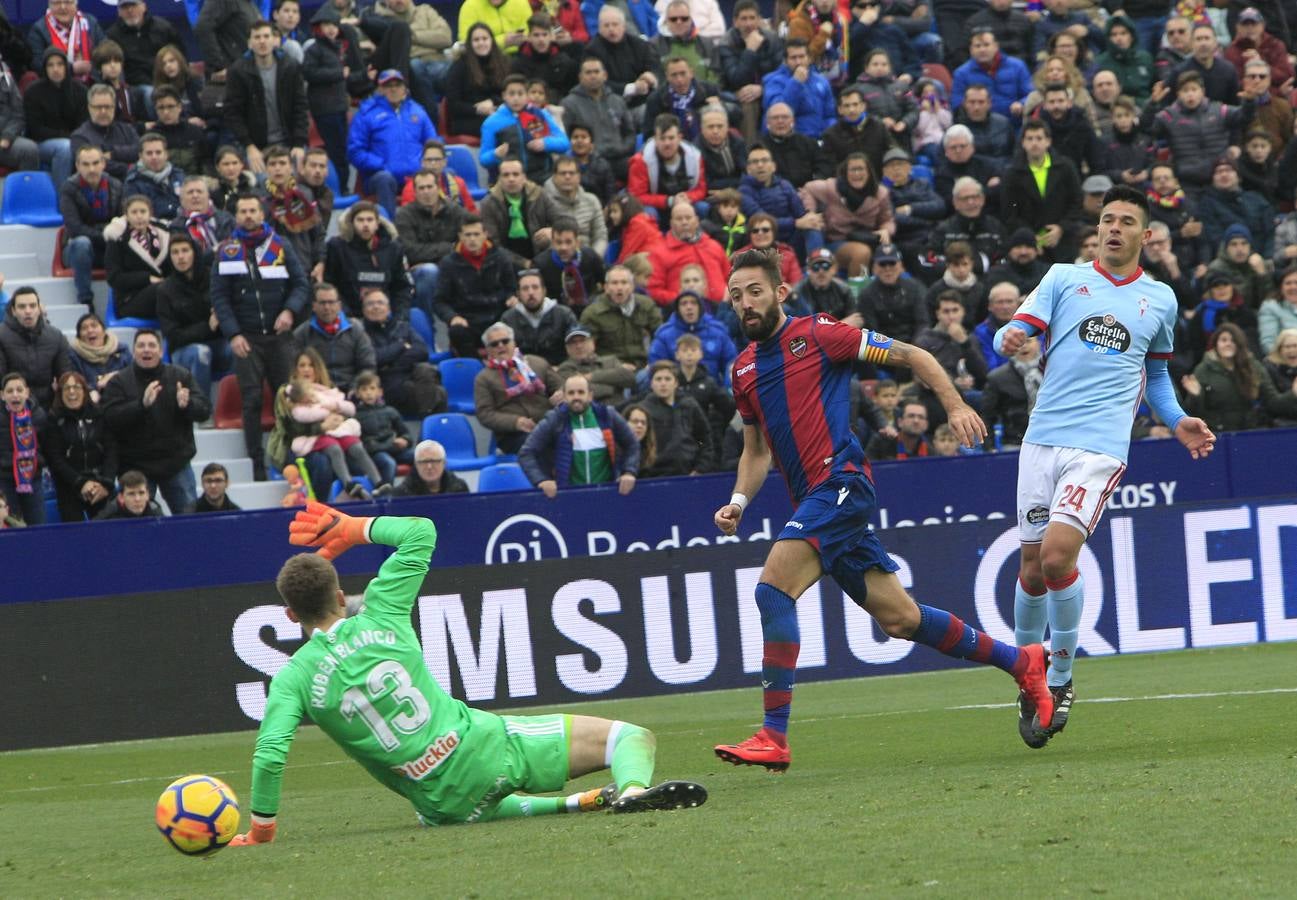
[1057,484,1087,512]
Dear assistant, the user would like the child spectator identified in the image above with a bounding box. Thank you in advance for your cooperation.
[701,189,748,256]
[671,331,735,464]
[301,3,367,190]
[285,375,385,499]
[910,79,950,159]
[146,86,208,175]
[152,44,206,126]
[678,265,709,301]
[638,360,714,475]
[1238,129,1278,199]
[353,370,414,487]
[648,292,737,383]
[623,253,653,295]
[91,40,138,125]
[94,468,163,519]
[1101,95,1151,189]
[0,372,47,525]
[103,195,170,320]
[608,192,660,264]
[189,461,242,513]
[931,423,961,457]
[568,124,616,206]
[621,403,657,478]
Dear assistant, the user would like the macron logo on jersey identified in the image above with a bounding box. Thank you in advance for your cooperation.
[391,731,461,781]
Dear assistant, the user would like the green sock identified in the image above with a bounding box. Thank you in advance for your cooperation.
[484,794,566,820]
[609,722,656,794]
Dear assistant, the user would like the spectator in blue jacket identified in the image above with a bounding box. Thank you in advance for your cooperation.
[480,74,569,184]
[762,39,835,137]
[951,27,1032,120]
[647,290,737,383]
[738,142,820,257]
[519,372,640,498]
[346,69,438,219]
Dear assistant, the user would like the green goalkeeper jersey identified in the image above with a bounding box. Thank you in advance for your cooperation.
[250,516,512,824]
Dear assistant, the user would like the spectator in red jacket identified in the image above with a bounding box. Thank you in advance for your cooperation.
[627,113,708,222]
[646,202,730,305]
[608,191,661,263]
[1224,8,1294,92]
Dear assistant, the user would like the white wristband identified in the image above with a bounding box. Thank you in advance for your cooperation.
[729,492,749,512]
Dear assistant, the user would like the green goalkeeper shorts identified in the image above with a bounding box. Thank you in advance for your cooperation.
[416,714,571,825]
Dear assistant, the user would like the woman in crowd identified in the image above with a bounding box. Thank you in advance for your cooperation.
[609,192,660,264]
[104,195,171,320]
[42,371,118,522]
[67,313,132,399]
[153,44,206,125]
[622,403,657,478]
[212,146,261,215]
[740,212,802,287]
[1024,54,1094,118]
[1181,323,1292,433]
[799,153,894,277]
[1262,328,1297,427]
[445,23,509,136]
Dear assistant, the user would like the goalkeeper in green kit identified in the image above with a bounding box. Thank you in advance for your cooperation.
[230,501,706,845]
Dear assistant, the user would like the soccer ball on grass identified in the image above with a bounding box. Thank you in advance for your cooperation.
[155,775,241,856]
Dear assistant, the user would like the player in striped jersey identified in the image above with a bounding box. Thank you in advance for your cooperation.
[712,248,1055,772]
[229,502,705,845]
[994,184,1215,748]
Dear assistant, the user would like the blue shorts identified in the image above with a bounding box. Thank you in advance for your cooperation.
[777,474,899,604]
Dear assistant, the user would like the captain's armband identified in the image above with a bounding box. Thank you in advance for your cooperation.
[859,330,894,365]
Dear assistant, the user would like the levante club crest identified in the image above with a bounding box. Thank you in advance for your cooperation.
[789,336,807,358]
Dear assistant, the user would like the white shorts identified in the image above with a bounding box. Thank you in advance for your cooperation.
[1016,443,1127,543]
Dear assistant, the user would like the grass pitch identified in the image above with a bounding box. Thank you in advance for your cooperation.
[4,642,1295,898]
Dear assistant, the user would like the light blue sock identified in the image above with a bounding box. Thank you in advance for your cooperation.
[1014,577,1047,647]
[1046,570,1084,688]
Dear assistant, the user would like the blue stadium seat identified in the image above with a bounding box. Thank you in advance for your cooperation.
[911,164,933,184]
[476,462,532,493]
[1,171,62,226]
[437,357,483,414]
[327,159,359,209]
[446,145,487,201]
[105,288,160,329]
[419,412,496,470]
[408,307,436,356]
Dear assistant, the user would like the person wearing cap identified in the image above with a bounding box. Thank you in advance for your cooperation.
[1203,221,1276,310]
[107,0,178,97]
[1093,14,1154,102]
[1225,7,1294,92]
[820,85,889,177]
[519,371,640,497]
[1198,159,1276,264]
[473,320,559,455]
[950,27,1032,120]
[501,268,579,365]
[856,244,929,349]
[880,147,943,263]
[999,119,1083,264]
[1187,270,1255,361]
[222,19,309,175]
[985,228,1050,296]
[788,248,859,323]
[579,264,663,368]
[347,66,439,219]
[553,325,637,402]
[1080,174,1115,221]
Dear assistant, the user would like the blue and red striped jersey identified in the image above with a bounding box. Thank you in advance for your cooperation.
[732,314,890,504]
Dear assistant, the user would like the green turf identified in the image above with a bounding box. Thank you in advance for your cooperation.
[4,642,1296,898]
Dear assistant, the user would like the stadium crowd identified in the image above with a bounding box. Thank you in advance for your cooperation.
[1,0,1297,525]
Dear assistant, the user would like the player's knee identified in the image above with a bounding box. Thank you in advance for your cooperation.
[875,603,920,639]
[1018,565,1046,596]
[1039,547,1078,584]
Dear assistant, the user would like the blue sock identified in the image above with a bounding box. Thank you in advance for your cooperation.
[754,582,799,738]
[1046,570,1084,687]
[911,604,1025,676]
[1014,577,1048,647]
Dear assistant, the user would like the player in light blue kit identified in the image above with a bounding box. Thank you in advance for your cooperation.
[994,184,1217,748]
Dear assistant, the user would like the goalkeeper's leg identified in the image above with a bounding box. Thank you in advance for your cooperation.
[568,715,656,799]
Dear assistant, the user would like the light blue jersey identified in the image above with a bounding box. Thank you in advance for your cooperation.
[1008,261,1178,464]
